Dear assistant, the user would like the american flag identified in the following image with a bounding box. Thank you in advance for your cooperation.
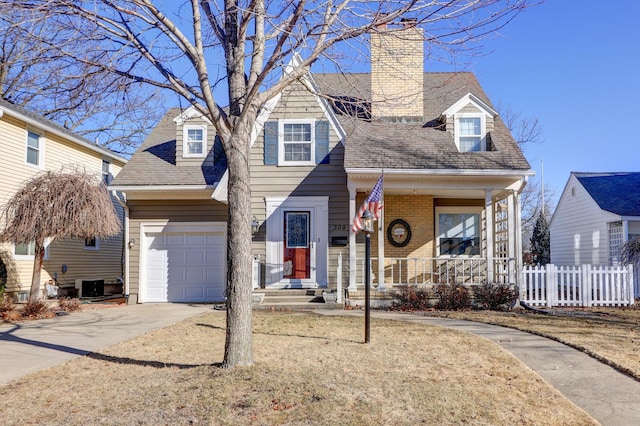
[351,175,384,233]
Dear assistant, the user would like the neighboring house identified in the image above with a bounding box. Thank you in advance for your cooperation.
[550,172,640,267]
[0,98,127,300]
[110,21,533,304]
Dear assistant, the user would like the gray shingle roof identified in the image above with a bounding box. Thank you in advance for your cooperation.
[114,71,530,187]
[314,72,530,171]
[575,172,640,216]
[111,108,226,187]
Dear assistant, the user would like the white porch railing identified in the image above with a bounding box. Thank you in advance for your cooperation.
[354,257,515,287]
[521,264,635,307]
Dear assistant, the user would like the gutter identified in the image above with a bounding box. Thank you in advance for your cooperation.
[345,167,536,177]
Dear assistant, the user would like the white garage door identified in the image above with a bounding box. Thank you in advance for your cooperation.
[142,223,226,303]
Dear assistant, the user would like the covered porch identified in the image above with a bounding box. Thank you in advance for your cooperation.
[347,170,531,290]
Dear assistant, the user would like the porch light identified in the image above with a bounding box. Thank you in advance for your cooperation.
[251,216,260,235]
[360,209,374,343]
[361,210,374,235]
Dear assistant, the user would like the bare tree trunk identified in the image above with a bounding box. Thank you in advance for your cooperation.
[29,241,45,299]
[223,128,253,368]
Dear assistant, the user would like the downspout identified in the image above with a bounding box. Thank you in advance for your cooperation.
[112,190,130,300]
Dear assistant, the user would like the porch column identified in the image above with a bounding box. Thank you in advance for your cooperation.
[485,190,495,282]
[514,189,524,288]
[348,183,358,290]
[507,191,517,284]
[377,190,386,291]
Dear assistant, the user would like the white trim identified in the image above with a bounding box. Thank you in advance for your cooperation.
[454,113,486,152]
[278,118,316,166]
[435,206,484,257]
[441,92,498,119]
[265,196,329,288]
[182,124,207,158]
[108,185,215,192]
[172,105,213,126]
[25,128,44,169]
[345,168,535,177]
[138,221,227,303]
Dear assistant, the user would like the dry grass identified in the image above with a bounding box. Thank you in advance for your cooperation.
[0,311,596,425]
[426,306,640,379]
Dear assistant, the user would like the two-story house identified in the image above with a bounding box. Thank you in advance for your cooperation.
[0,99,127,301]
[110,22,533,304]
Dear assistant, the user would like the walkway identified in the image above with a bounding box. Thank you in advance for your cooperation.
[315,309,640,426]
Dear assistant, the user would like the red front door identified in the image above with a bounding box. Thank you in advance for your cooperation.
[283,211,310,279]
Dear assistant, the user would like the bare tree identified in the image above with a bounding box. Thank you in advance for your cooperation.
[0,170,121,299]
[500,105,544,150]
[0,5,163,154]
[8,0,536,367]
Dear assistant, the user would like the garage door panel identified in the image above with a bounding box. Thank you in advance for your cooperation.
[142,224,226,303]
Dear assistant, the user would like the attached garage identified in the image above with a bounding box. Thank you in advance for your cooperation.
[140,222,226,303]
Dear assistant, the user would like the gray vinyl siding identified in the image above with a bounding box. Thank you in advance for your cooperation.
[44,193,125,287]
[250,81,349,289]
[550,175,619,266]
[127,199,228,299]
[176,117,216,167]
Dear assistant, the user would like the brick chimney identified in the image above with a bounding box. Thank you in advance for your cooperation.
[370,19,424,122]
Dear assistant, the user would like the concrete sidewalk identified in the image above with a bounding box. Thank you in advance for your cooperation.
[315,309,640,426]
[0,303,212,386]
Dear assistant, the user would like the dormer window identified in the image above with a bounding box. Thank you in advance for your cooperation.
[456,114,485,152]
[183,125,206,158]
[442,93,496,153]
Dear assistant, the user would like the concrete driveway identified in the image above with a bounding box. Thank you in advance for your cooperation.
[0,303,212,386]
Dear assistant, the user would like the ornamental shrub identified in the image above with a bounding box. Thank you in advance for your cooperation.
[434,282,471,310]
[473,281,516,311]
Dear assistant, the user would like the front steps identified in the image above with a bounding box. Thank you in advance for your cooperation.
[252,289,344,311]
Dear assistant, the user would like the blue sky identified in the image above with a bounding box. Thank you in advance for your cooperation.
[465,1,639,207]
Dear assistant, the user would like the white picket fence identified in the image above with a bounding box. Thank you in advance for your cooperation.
[521,264,635,307]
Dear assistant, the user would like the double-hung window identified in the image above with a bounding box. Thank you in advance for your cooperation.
[183,125,206,158]
[436,207,482,256]
[279,120,315,166]
[26,130,42,166]
[456,115,485,152]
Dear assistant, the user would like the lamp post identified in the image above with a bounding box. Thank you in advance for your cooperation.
[361,209,374,343]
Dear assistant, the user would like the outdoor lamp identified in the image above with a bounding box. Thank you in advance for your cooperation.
[251,215,260,235]
[361,209,374,343]
[361,210,374,234]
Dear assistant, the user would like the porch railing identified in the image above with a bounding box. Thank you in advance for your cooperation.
[353,257,515,287]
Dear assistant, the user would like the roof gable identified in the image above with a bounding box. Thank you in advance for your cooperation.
[441,92,498,119]
[576,172,640,216]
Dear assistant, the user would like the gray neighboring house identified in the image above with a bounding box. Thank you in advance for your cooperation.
[550,172,640,268]
[110,22,533,304]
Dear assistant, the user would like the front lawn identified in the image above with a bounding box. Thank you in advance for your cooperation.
[0,311,595,425]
